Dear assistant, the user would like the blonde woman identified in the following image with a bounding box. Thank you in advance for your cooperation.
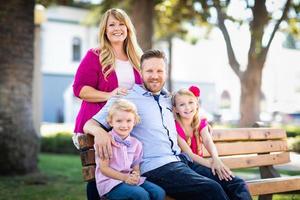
[72,8,143,200]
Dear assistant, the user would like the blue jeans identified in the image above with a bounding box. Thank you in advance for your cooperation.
[143,158,252,200]
[105,180,165,200]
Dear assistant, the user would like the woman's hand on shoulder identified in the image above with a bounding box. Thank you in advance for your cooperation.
[111,87,128,97]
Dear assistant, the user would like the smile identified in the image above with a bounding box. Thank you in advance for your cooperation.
[113,33,122,36]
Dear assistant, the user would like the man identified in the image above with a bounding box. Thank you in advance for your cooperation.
[84,50,252,200]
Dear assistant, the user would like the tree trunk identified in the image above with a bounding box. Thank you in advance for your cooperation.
[0,0,39,175]
[167,37,173,92]
[131,0,154,51]
[239,61,263,127]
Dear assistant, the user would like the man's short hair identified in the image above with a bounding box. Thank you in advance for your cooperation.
[140,50,167,67]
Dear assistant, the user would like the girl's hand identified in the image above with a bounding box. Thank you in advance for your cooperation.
[124,172,140,185]
[111,87,128,97]
[211,158,234,181]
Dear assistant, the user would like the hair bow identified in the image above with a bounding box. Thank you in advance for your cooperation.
[188,85,200,97]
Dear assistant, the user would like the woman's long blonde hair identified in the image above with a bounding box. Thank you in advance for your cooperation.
[172,89,201,150]
[98,8,142,79]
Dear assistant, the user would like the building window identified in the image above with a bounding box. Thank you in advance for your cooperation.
[72,37,81,61]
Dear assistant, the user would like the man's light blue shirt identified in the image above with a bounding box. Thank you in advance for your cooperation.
[93,84,181,174]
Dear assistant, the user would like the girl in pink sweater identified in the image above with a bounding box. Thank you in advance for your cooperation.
[172,86,233,181]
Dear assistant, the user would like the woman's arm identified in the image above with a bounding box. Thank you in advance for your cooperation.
[79,86,128,102]
[177,135,211,168]
[73,51,128,103]
[201,126,233,180]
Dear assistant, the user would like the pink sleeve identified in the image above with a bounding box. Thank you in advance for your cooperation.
[73,50,100,97]
[131,141,143,167]
[199,118,208,132]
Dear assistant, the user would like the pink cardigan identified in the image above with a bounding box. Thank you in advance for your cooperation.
[73,49,143,133]
[175,119,208,156]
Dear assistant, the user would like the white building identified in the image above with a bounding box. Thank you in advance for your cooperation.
[39,5,300,125]
[40,5,98,123]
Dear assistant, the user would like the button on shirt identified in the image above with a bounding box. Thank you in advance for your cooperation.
[95,130,145,196]
[93,84,181,174]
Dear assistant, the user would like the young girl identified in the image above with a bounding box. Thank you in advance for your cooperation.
[95,99,165,200]
[172,86,233,181]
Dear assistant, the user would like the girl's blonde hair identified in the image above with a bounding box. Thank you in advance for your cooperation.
[107,99,140,125]
[172,89,201,149]
[98,8,143,79]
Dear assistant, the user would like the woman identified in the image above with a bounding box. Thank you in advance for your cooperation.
[72,8,143,200]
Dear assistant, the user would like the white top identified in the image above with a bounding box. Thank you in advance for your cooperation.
[115,59,135,89]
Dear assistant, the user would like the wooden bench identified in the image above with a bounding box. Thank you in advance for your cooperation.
[78,128,300,199]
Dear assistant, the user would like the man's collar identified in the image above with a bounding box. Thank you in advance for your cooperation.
[132,84,170,98]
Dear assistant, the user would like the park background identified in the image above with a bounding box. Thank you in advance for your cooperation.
[0,0,300,199]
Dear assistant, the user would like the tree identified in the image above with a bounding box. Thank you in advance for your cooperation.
[188,0,299,126]
[97,0,159,51]
[155,0,204,91]
[0,0,39,174]
[130,0,155,51]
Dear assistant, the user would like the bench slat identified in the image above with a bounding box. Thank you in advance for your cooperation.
[247,176,300,196]
[212,128,286,142]
[78,134,94,149]
[82,165,96,182]
[80,151,291,170]
[203,140,288,157]
[219,152,290,169]
[80,149,95,166]
[77,129,287,149]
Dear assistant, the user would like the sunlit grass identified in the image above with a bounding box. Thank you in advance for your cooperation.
[0,153,85,200]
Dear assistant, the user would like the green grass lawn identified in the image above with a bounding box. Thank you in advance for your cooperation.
[0,153,85,200]
[0,153,299,200]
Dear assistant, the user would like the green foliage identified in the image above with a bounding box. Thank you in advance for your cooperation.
[292,136,300,153]
[282,125,300,137]
[41,132,78,154]
[0,153,85,200]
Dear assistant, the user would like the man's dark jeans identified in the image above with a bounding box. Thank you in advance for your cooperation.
[143,157,252,200]
[87,180,100,200]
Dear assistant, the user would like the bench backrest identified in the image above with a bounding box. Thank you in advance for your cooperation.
[78,128,289,181]
[202,128,289,169]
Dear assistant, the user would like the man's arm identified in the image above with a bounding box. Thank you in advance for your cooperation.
[84,118,114,159]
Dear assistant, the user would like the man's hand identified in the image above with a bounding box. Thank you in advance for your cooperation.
[94,131,117,159]
[84,119,117,160]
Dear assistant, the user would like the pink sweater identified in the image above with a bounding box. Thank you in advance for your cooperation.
[73,49,142,133]
[175,119,208,156]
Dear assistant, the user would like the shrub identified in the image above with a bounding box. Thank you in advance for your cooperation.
[283,125,300,137]
[291,136,300,153]
[41,132,78,154]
